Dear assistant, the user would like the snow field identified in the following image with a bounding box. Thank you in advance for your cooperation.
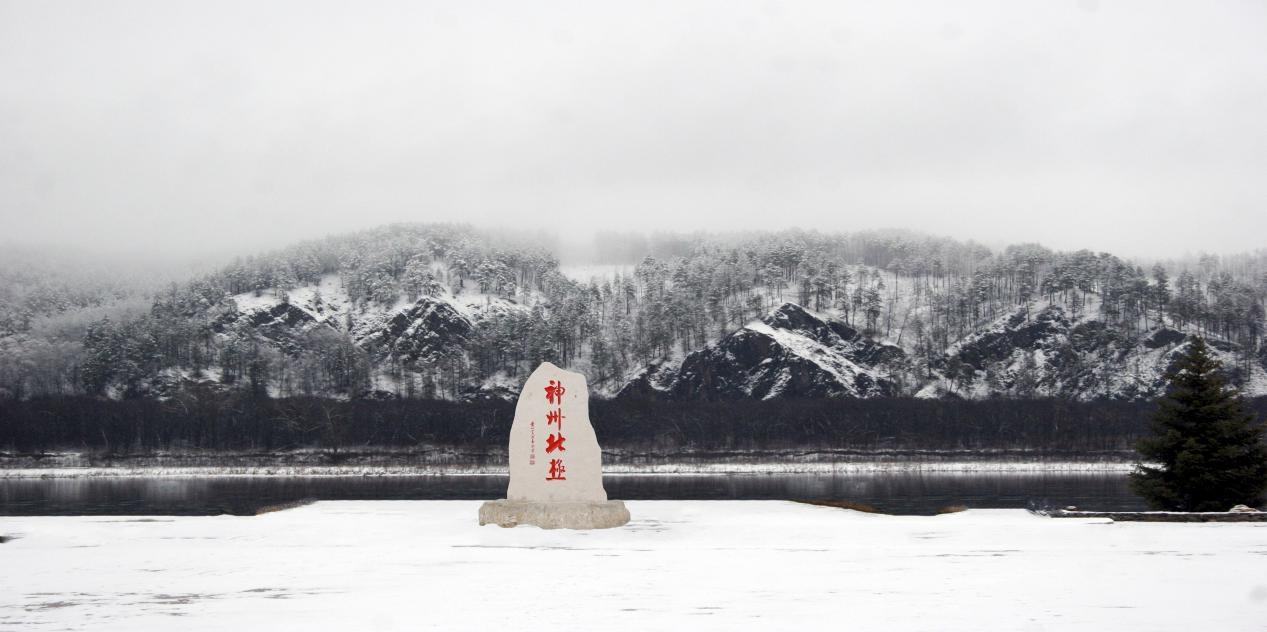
[3,501,1266,631]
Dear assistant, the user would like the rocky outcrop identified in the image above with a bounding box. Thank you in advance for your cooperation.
[1143,327,1186,349]
[932,305,1257,401]
[949,308,1071,370]
[357,297,474,364]
[214,287,476,369]
[212,300,331,356]
[617,303,902,401]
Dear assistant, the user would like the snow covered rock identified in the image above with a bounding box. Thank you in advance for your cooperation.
[213,300,332,356]
[618,303,902,400]
[932,304,1267,401]
[357,297,474,364]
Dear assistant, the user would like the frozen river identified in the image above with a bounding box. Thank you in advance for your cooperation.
[2,501,1264,631]
[0,472,1147,515]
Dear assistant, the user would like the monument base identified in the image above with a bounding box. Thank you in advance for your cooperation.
[478,499,631,530]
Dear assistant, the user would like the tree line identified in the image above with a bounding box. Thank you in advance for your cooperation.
[9,393,1264,457]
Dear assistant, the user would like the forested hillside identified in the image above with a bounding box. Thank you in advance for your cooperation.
[2,224,1265,403]
[0,247,191,399]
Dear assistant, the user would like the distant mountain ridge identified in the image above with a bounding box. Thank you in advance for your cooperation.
[1,224,1265,402]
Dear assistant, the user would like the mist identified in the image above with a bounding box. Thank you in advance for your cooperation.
[2,0,1266,262]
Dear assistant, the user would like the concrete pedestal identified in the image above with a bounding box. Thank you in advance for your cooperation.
[478,499,631,530]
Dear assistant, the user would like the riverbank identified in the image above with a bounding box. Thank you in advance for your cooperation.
[2,501,1262,631]
[1049,509,1267,522]
[0,448,1139,477]
[2,470,1149,516]
[0,462,1140,478]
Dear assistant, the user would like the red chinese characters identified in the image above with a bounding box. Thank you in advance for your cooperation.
[544,380,566,405]
[545,433,566,453]
[545,379,567,480]
[546,409,564,430]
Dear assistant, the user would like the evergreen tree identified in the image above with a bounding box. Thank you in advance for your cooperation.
[1130,337,1267,511]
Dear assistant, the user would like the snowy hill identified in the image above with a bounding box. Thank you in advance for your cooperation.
[919,303,1267,401]
[3,224,1265,403]
[617,303,902,400]
[185,271,533,399]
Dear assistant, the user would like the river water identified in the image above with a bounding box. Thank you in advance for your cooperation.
[0,472,1147,516]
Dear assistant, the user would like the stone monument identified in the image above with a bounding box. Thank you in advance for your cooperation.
[479,362,630,529]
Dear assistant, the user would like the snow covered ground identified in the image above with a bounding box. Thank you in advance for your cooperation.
[3,501,1266,630]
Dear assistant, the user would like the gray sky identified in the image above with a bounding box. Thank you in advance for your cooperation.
[2,0,1266,261]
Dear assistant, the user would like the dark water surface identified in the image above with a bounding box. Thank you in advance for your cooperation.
[0,472,1147,516]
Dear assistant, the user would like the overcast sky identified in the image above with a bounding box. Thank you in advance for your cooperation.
[2,0,1265,261]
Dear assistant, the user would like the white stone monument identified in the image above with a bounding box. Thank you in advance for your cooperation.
[479,362,630,529]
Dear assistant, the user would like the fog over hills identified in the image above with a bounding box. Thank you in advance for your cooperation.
[2,224,1264,403]
[5,2,1266,406]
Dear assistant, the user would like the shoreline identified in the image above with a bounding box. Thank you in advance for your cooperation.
[1,448,1142,478]
[0,460,1139,479]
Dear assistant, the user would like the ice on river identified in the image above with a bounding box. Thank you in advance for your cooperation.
[3,501,1266,630]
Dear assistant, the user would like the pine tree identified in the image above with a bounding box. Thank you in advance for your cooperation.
[1129,337,1267,511]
